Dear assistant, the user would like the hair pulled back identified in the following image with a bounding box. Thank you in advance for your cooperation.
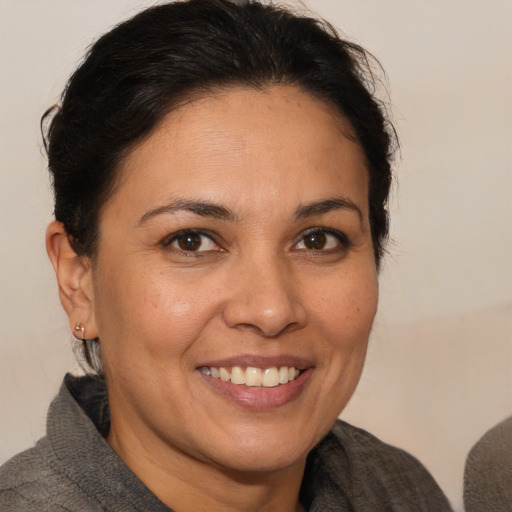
[43,0,396,373]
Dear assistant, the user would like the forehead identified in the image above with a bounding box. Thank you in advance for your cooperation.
[108,85,369,221]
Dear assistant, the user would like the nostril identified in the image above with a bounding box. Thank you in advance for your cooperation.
[223,303,307,338]
[238,321,301,338]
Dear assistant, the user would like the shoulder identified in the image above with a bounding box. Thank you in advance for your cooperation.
[302,420,453,511]
[331,419,434,473]
[464,416,512,511]
[0,437,99,512]
[0,439,59,511]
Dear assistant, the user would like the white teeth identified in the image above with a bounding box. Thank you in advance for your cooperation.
[245,367,262,387]
[230,366,245,385]
[202,365,302,387]
[219,367,230,382]
[262,367,279,387]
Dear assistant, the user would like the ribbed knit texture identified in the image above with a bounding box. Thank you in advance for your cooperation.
[0,374,452,511]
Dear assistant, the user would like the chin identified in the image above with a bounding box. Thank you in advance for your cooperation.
[214,447,307,475]
[205,422,327,475]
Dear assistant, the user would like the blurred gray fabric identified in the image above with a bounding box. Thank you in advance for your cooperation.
[464,416,512,512]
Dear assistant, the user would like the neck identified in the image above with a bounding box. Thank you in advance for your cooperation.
[107,417,306,512]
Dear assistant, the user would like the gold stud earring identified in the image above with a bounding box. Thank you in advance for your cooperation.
[74,322,86,340]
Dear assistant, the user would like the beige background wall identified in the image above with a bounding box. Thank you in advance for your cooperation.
[1,1,511,510]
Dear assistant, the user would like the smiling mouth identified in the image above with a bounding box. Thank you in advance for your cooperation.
[200,366,303,388]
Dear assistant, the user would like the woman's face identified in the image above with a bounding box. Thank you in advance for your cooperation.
[90,85,378,474]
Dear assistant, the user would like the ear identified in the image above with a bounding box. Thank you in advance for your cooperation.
[46,221,98,340]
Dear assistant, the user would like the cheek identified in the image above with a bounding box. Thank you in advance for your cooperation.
[141,275,225,338]
[94,267,222,364]
[308,271,377,409]
[312,268,378,346]
[298,270,377,440]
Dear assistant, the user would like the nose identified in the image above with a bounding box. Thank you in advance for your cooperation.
[222,254,307,337]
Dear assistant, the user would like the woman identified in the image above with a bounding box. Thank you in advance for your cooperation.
[0,1,452,510]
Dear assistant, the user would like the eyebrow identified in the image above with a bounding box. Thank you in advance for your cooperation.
[138,199,238,225]
[293,197,363,223]
[138,196,363,225]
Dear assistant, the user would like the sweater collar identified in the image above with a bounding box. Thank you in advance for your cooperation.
[47,374,172,512]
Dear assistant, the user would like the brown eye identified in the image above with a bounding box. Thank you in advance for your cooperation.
[294,229,350,252]
[177,233,202,251]
[303,232,327,250]
[166,230,220,253]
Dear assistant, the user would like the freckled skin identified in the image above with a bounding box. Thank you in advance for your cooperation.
[86,85,378,510]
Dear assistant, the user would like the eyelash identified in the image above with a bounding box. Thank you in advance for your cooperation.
[163,229,221,255]
[162,227,352,256]
[294,227,353,253]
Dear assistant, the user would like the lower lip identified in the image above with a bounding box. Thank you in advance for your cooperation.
[198,369,311,409]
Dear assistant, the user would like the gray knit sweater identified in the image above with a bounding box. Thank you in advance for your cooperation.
[0,374,452,511]
[464,416,512,512]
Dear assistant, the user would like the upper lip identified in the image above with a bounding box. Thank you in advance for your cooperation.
[197,354,312,370]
